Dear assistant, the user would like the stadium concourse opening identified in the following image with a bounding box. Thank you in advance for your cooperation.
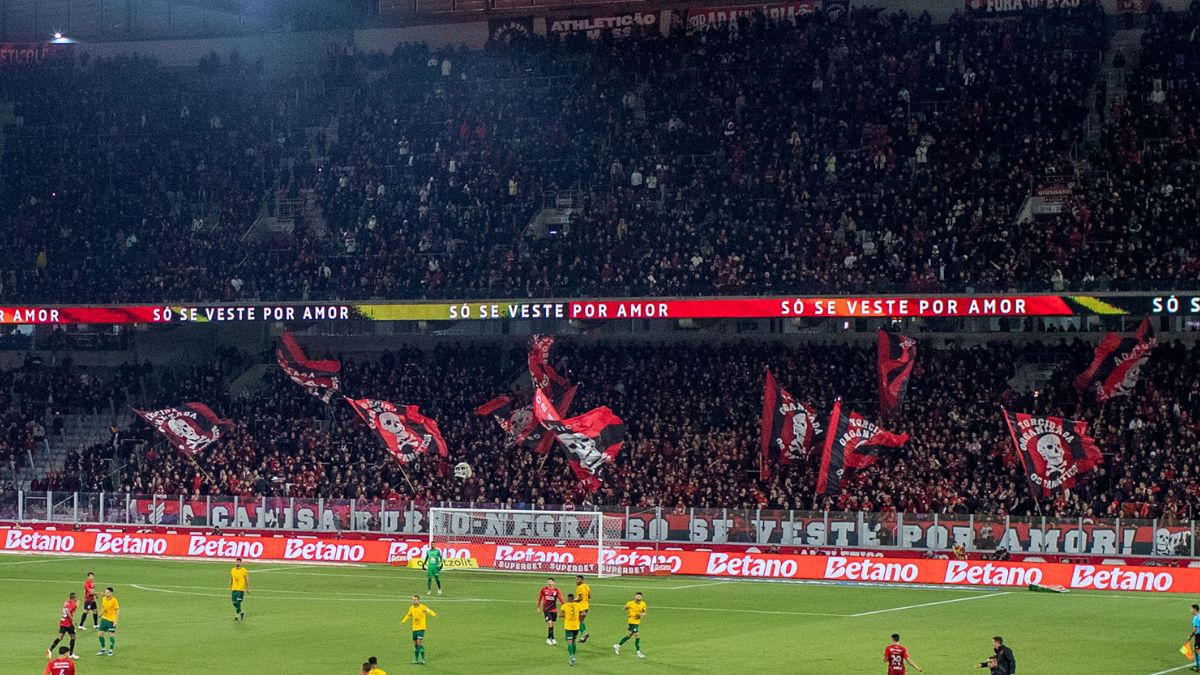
[3,0,1200,672]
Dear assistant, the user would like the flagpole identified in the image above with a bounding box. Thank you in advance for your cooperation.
[183,448,216,486]
[397,462,418,494]
[1001,406,1044,517]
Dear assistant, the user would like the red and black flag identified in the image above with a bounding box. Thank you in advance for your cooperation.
[1002,409,1102,496]
[475,383,578,454]
[529,334,569,391]
[475,395,533,447]
[346,397,448,464]
[276,330,341,404]
[816,399,909,495]
[133,403,234,456]
[533,389,624,491]
[758,369,822,480]
[1074,316,1156,401]
[877,329,916,417]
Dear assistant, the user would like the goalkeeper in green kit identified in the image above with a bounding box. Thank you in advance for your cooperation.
[424,546,443,595]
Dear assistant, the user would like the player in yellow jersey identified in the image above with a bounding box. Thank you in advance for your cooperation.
[230,558,249,621]
[562,593,583,667]
[97,587,119,657]
[365,655,387,675]
[574,575,592,643]
[401,594,437,665]
[613,591,646,659]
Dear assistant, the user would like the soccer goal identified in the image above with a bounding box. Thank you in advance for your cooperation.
[428,507,627,578]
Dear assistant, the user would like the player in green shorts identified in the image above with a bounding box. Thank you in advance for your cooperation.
[424,546,443,595]
[401,595,437,664]
[97,587,119,656]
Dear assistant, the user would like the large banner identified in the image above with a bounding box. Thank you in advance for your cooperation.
[547,12,659,40]
[687,1,817,31]
[487,17,534,44]
[108,499,1195,558]
[2,528,1195,592]
[965,0,1084,13]
[0,43,70,67]
[2,293,1199,324]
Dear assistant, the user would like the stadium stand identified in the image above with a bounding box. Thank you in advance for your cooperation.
[13,335,1190,520]
[10,6,1196,303]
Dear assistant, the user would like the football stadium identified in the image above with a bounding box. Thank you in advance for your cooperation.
[1,0,1199,673]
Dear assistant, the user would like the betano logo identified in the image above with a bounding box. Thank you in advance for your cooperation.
[944,561,1042,586]
[386,542,472,563]
[823,556,918,582]
[494,545,575,564]
[95,533,167,556]
[599,550,683,573]
[187,536,265,559]
[283,539,365,562]
[706,553,798,577]
[1070,564,1173,592]
[4,530,76,552]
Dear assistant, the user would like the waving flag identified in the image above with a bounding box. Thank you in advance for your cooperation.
[529,334,569,391]
[134,403,233,455]
[346,398,448,464]
[759,368,822,480]
[276,330,341,404]
[533,389,624,491]
[816,399,909,495]
[476,383,578,454]
[1003,409,1102,496]
[877,330,916,417]
[1074,316,1156,401]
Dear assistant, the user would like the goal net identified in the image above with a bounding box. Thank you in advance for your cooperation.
[428,507,628,578]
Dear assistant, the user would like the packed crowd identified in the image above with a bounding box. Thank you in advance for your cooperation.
[9,4,1197,302]
[1066,5,1200,288]
[50,333,1200,521]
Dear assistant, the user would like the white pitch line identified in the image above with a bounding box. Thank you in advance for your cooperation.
[0,552,78,562]
[1147,664,1196,675]
[849,591,1011,617]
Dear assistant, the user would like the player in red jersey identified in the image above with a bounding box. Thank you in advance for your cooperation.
[47,592,79,660]
[44,646,76,675]
[79,572,98,630]
[535,578,564,646]
[884,633,922,674]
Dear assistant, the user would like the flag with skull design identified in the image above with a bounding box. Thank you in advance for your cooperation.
[1003,408,1102,496]
[759,368,822,481]
[532,388,624,491]
[133,403,234,456]
[346,398,448,464]
[475,383,578,454]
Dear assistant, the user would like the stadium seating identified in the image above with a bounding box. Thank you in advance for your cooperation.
[8,6,1197,302]
[21,337,1194,520]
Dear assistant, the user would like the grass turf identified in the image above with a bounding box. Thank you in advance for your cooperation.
[0,554,1189,674]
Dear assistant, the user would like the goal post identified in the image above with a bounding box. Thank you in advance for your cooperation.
[428,507,627,578]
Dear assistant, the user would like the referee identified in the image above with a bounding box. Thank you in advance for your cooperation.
[1188,604,1200,672]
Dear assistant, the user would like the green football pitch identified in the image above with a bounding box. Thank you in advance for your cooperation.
[0,554,1190,674]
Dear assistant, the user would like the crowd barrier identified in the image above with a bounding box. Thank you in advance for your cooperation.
[3,528,1194,593]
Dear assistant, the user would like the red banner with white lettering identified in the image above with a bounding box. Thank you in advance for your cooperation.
[2,529,1195,593]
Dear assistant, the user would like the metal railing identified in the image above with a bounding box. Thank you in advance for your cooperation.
[1,491,1193,558]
